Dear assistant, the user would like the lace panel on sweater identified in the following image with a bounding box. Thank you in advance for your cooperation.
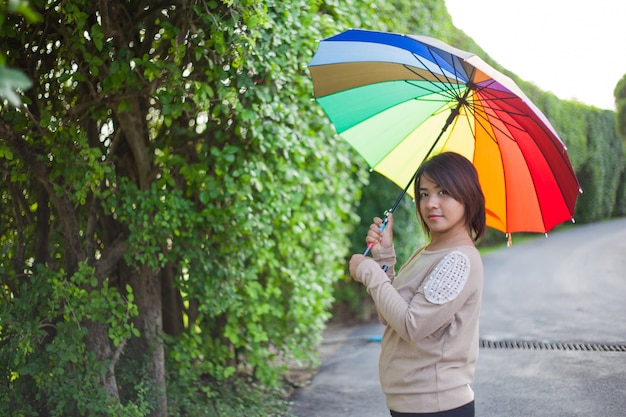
[423,251,471,305]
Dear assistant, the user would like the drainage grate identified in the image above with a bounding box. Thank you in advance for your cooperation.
[480,339,626,352]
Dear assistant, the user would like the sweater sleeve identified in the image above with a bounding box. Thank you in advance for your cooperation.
[363,249,482,342]
[372,245,397,282]
[354,258,394,325]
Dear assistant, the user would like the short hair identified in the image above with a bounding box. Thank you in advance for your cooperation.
[413,152,486,242]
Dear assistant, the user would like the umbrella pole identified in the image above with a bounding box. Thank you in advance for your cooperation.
[362,102,464,257]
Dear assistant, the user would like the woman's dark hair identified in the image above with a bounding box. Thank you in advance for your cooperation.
[413,152,486,242]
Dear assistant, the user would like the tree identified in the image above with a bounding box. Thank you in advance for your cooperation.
[612,73,626,215]
[616,73,626,145]
[0,0,363,415]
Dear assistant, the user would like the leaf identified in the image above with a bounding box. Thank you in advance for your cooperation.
[0,66,32,107]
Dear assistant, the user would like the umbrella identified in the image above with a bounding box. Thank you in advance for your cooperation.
[308,29,581,246]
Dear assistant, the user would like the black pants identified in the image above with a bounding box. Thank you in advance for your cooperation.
[390,401,474,417]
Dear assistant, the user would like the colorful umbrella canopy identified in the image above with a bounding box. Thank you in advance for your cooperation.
[308,29,581,236]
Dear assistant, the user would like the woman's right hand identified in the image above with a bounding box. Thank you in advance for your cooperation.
[366,213,394,251]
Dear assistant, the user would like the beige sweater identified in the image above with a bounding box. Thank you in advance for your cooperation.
[355,245,483,413]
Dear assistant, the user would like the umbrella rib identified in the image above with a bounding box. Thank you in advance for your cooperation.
[478,96,566,150]
[431,64,521,145]
[402,68,460,102]
[403,45,467,100]
[466,91,539,142]
[468,101,521,144]
[404,78,459,102]
[474,93,530,118]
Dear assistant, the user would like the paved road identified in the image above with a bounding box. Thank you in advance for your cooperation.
[288,218,626,417]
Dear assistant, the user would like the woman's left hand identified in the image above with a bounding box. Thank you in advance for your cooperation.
[349,254,368,281]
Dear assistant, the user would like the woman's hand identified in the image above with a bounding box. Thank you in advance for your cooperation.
[365,213,394,251]
[349,254,368,280]
[349,214,394,282]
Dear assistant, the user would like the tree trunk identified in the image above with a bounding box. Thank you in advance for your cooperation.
[85,320,121,401]
[162,263,184,336]
[135,265,168,416]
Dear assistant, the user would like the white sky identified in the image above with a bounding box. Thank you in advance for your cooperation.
[445,0,626,110]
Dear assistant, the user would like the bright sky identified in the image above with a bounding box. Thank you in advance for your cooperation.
[445,0,626,110]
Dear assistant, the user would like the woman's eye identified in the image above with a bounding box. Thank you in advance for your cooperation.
[419,192,428,198]
[439,189,449,195]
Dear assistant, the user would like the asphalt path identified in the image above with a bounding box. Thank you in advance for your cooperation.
[287,218,626,417]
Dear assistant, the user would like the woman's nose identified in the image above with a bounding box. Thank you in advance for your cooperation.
[426,194,439,208]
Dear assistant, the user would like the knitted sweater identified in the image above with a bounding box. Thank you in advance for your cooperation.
[355,244,483,413]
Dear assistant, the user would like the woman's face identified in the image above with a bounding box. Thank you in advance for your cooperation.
[417,175,467,237]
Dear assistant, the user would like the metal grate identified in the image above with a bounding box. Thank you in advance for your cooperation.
[480,339,626,352]
[323,336,626,352]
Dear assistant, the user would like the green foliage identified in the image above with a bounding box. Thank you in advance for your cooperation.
[2,0,364,414]
[574,109,626,221]
[167,375,290,417]
[110,181,198,270]
[0,263,144,416]
[159,2,365,405]
[613,74,626,216]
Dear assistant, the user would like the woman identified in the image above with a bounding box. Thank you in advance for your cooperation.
[349,152,486,417]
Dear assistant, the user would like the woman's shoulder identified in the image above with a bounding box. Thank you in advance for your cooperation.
[454,244,481,258]
[424,245,483,271]
[422,247,482,303]
[423,244,479,258]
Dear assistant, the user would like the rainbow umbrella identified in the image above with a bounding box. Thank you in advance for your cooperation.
[308,29,581,242]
